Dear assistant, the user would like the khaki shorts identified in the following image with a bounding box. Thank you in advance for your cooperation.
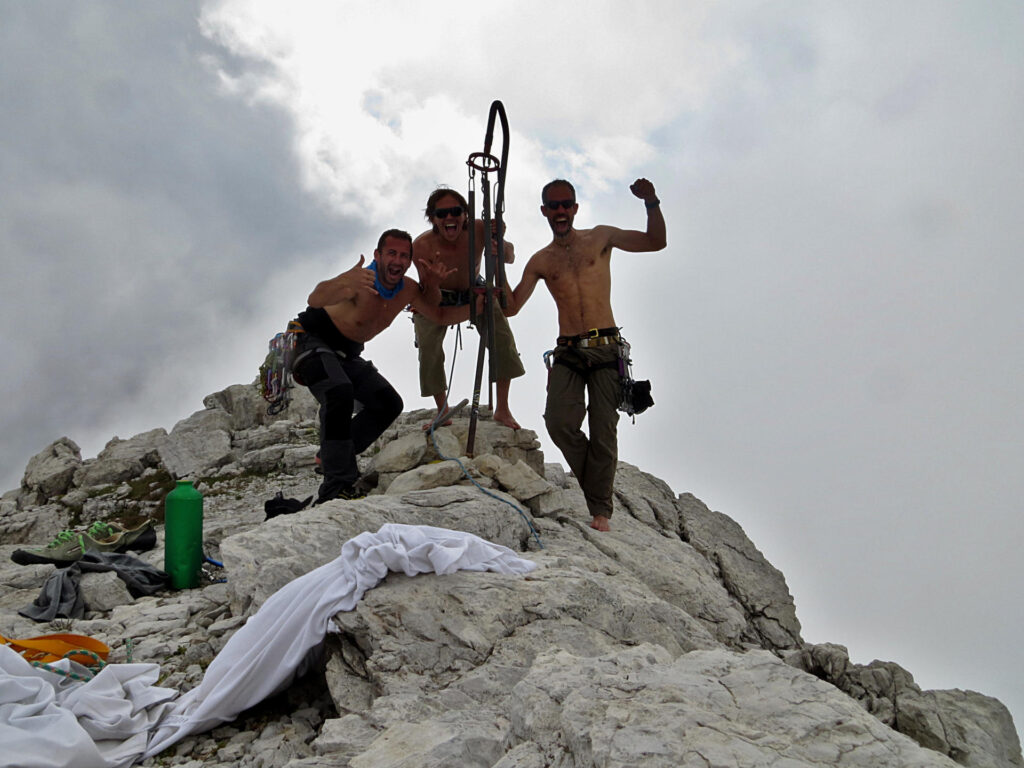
[413,307,525,397]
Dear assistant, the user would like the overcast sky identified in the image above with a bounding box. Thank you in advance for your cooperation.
[3,0,1021,742]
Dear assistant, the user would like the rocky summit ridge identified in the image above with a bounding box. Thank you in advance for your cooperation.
[1,382,1020,768]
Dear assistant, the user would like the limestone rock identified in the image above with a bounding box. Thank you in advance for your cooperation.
[158,409,234,479]
[677,489,802,650]
[468,453,505,479]
[0,387,1018,768]
[424,426,461,462]
[899,688,1024,768]
[525,487,576,518]
[543,462,567,487]
[510,646,960,768]
[81,570,134,612]
[22,436,82,499]
[203,381,317,431]
[495,459,551,502]
[373,431,429,473]
[384,461,467,495]
[447,419,545,475]
[0,499,65,545]
[74,428,167,488]
[788,642,1024,767]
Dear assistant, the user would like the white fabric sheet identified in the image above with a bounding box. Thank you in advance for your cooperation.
[0,523,537,767]
[146,523,536,755]
[0,647,176,768]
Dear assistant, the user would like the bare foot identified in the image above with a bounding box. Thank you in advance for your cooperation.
[422,409,453,430]
[590,515,611,532]
[492,408,521,430]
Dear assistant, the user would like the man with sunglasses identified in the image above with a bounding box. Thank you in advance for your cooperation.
[411,187,525,429]
[289,229,459,504]
[504,178,666,532]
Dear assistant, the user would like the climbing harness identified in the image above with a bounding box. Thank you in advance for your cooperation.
[546,327,622,377]
[260,320,304,415]
[465,99,511,456]
[542,331,654,422]
[556,327,622,349]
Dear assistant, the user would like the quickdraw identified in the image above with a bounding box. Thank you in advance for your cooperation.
[616,336,654,420]
[260,321,303,415]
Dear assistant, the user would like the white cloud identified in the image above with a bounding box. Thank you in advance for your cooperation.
[196,0,741,222]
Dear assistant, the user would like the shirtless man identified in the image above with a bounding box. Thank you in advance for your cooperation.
[290,229,460,504]
[412,187,525,429]
[505,179,666,531]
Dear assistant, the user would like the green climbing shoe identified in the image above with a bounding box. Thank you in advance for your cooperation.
[10,519,156,567]
[89,520,157,554]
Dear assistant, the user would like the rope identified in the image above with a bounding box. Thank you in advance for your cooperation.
[430,325,544,550]
[30,649,106,683]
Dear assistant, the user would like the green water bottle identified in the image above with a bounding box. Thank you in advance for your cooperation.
[164,480,203,589]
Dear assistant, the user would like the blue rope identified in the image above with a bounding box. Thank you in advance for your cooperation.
[430,323,544,549]
[30,649,106,682]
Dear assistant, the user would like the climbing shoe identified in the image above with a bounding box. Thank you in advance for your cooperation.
[11,520,155,567]
[94,520,157,554]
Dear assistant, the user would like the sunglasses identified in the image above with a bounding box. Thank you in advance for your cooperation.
[433,206,464,219]
[543,199,576,210]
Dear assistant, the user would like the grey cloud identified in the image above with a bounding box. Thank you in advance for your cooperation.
[0,2,361,488]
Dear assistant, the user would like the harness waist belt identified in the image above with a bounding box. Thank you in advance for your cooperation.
[556,327,621,348]
[439,289,472,307]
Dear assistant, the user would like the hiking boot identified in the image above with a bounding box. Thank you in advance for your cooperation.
[11,520,156,567]
[314,484,367,505]
[352,472,378,497]
[334,486,366,501]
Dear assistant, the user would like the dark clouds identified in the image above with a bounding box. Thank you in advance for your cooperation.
[1,2,360,485]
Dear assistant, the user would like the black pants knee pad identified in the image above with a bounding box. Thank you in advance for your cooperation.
[322,382,355,440]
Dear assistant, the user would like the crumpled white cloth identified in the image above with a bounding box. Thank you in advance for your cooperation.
[0,647,176,768]
[1,523,536,767]
[145,523,536,755]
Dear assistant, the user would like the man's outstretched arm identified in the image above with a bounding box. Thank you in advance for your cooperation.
[504,254,544,317]
[308,255,377,307]
[605,178,667,253]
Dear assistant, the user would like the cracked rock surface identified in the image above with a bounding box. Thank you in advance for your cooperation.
[1,381,1019,767]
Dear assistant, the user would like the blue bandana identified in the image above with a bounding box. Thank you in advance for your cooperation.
[367,260,404,299]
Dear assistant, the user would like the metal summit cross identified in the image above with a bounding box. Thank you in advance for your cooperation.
[465,100,510,456]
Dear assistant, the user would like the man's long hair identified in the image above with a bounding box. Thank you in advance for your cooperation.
[424,187,469,234]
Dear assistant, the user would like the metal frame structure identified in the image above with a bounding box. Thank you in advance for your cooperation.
[465,100,510,456]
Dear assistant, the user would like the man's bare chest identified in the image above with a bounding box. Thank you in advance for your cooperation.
[545,248,602,285]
